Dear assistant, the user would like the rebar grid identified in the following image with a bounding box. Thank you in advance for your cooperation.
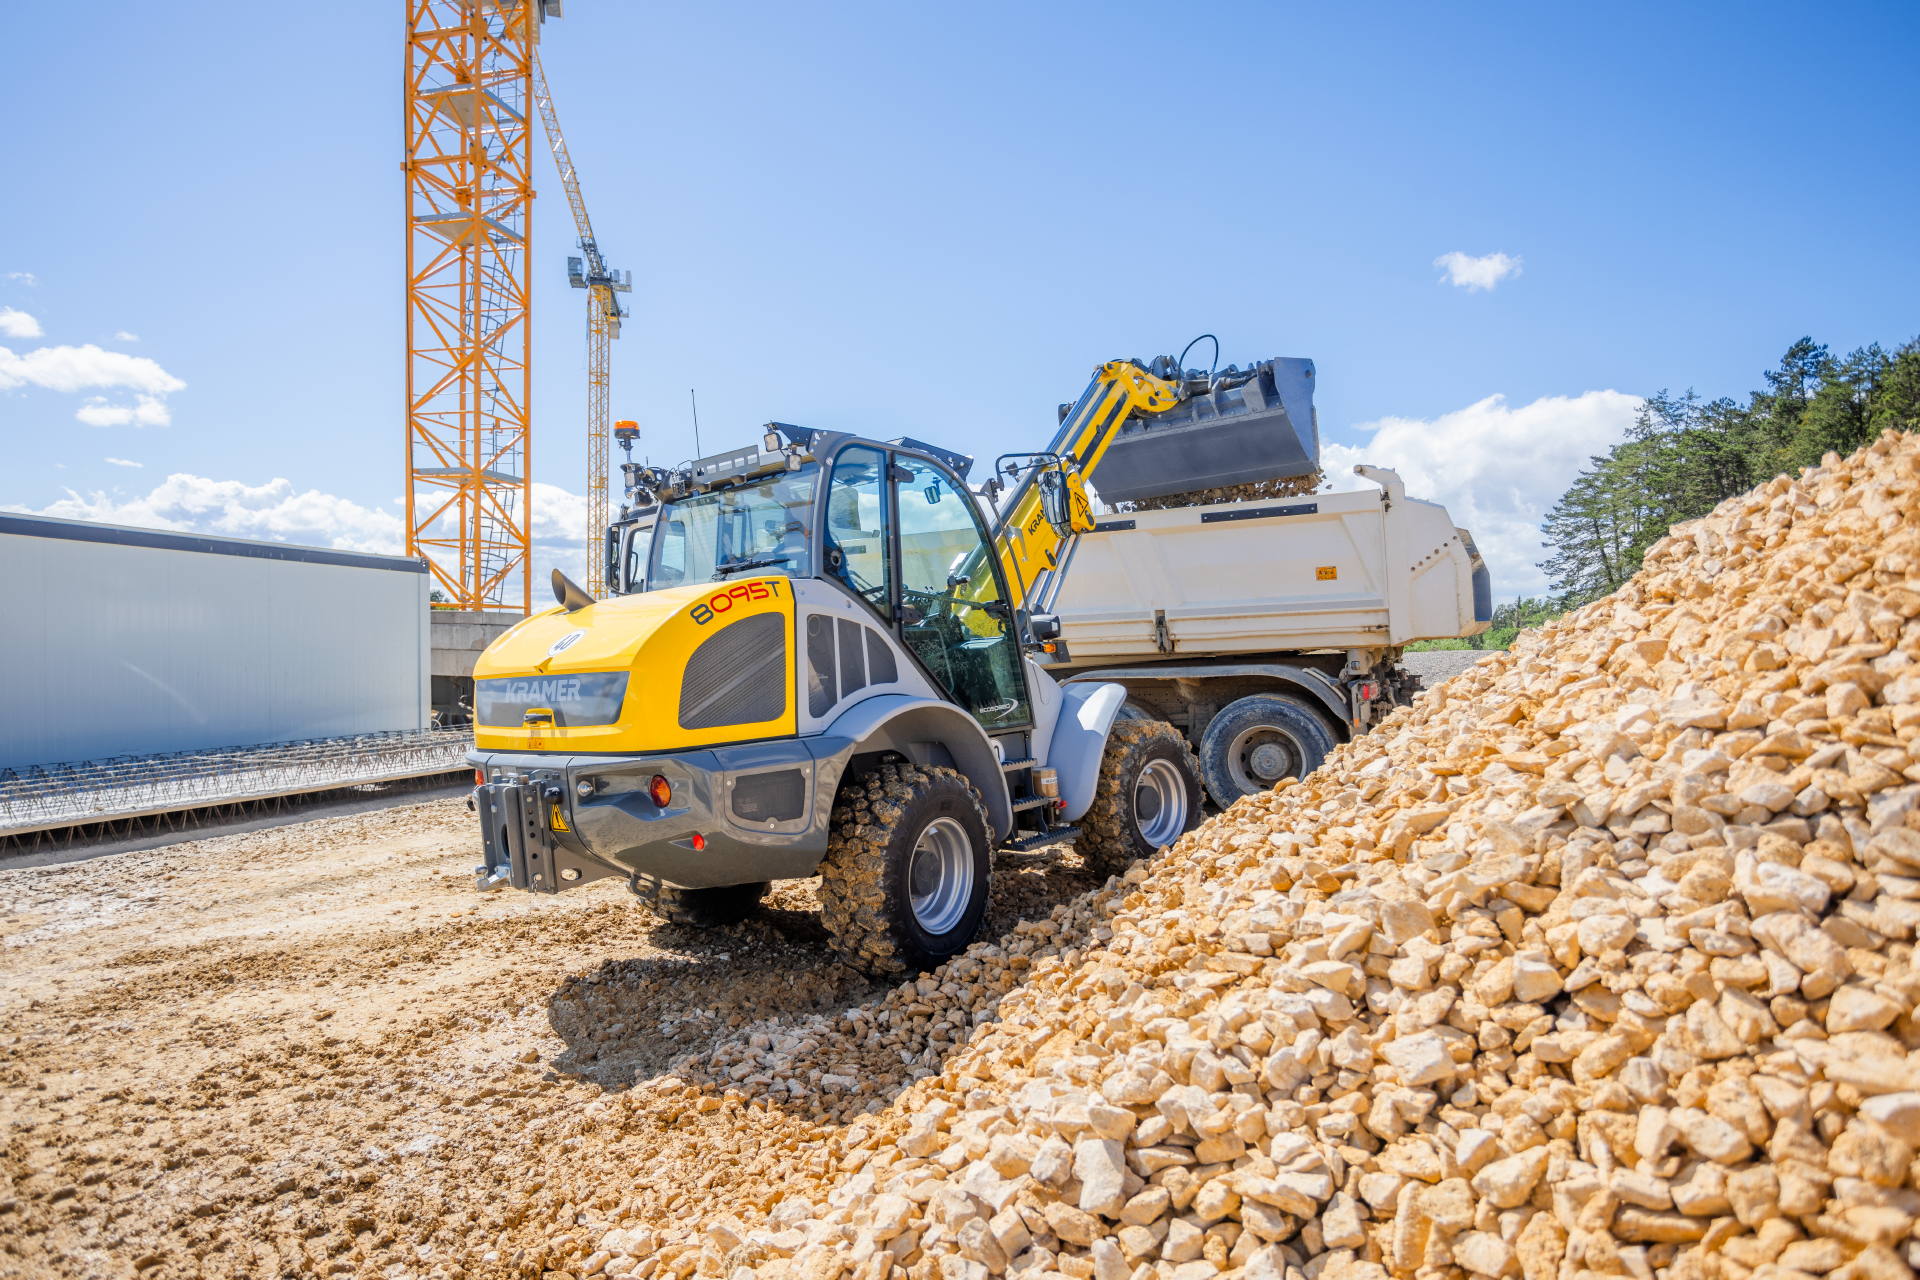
[0,729,476,836]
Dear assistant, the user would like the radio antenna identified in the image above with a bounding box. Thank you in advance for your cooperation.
[690,389,702,457]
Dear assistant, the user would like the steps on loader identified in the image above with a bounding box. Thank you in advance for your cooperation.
[1000,825,1080,853]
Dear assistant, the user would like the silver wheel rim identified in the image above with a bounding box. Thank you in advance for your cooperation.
[1226,723,1300,797]
[1133,758,1189,847]
[908,816,974,936]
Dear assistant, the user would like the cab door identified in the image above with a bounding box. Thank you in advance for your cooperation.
[890,454,1032,730]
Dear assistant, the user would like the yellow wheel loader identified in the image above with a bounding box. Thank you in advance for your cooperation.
[466,342,1484,973]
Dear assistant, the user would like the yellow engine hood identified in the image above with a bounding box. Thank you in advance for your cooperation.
[472,577,796,753]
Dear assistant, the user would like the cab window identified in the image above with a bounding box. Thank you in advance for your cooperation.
[652,520,688,588]
[824,446,892,622]
[892,455,1030,729]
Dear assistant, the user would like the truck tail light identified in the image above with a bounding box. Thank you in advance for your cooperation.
[649,775,672,808]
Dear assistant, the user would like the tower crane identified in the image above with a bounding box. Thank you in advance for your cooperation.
[404,0,543,613]
[530,48,631,599]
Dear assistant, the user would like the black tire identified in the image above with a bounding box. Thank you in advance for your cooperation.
[1114,700,1154,722]
[1078,720,1205,875]
[646,881,769,928]
[1197,694,1337,808]
[818,763,992,975]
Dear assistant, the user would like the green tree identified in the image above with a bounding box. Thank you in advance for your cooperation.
[1537,334,1920,608]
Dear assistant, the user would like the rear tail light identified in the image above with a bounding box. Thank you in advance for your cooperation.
[648,774,672,808]
[691,832,707,851]
[474,769,485,786]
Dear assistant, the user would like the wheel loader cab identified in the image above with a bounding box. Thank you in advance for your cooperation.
[817,444,1031,733]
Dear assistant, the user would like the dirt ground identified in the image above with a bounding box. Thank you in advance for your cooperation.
[0,795,1107,1280]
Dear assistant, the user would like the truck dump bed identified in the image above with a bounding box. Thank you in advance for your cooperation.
[1036,483,1490,666]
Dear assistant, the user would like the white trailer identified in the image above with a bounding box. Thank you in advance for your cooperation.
[1032,466,1490,805]
[0,513,433,772]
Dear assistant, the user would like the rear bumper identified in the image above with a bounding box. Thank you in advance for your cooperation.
[466,739,839,894]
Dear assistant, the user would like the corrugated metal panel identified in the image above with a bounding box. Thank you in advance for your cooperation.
[0,518,432,770]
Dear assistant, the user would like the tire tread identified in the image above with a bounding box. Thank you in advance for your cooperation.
[818,763,991,974]
[645,881,769,928]
[1076,720,1203,876]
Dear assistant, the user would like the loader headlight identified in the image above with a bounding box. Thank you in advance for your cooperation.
[648,774,672,808]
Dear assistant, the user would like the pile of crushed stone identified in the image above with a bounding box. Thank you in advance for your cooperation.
[539,432,1920,1280]
[1117,474,1322,511]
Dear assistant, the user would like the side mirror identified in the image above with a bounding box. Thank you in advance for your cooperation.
[1028,613,1061,643]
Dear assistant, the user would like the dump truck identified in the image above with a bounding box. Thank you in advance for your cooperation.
[1037,469,1491,807]
[468,344,1489,973]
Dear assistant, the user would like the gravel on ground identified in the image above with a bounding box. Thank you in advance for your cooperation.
[1399,650,1491,688]
[0,796,1105,1280]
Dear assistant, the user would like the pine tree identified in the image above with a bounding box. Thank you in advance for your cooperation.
[1535,335,1919,608]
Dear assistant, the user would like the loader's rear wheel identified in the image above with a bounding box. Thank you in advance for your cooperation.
[1198,693,1336,808]
[1077,720,1204,876]
[646,881,769,929]
[818,763,992,975]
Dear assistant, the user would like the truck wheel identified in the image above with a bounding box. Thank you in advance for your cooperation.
[1198,694,1336,807]
[1077,720,1204,875]
[646,881,769,929]
[818,763,992,975]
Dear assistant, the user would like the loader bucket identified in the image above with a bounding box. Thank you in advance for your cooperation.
[1091,357,1319,504]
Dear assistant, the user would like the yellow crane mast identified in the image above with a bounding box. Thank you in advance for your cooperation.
[530,49,630,599]
[403,0,541,612]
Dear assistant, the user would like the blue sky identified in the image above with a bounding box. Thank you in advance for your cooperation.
[3,2,1916,603]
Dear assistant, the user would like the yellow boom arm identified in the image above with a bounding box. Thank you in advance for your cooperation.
[988,360,1182,607]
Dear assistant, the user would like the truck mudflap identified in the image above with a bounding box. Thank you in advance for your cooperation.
[474,777,621,895]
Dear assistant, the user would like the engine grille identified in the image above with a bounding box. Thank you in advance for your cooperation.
[679,614,787,730]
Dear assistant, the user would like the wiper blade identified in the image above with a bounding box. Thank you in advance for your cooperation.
[710,554,793,580]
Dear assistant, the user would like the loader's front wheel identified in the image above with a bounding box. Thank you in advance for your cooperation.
[1077,719,1204,875]
[646,881,769,929]
[819,763,992,975]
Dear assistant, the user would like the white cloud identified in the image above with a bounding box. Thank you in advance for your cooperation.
[0,308,42,339]
[2,342,185,427]
[7,472,594,609]
[8,474,404,555]
[1434,251,1522,291]
[75,395,172,427]
[114,331,139,342]
[5,272,37,286]
[413,479,593,602]
[103,457,143,468]
[0,343,185,395]
[1321,390,1640,598]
